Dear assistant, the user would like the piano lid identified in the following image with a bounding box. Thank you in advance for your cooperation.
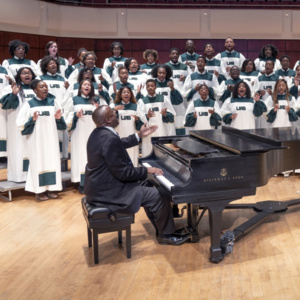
[190,126,286,154]
[172,138,219,155]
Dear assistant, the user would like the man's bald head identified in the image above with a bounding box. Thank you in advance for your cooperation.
[92,105,119,128]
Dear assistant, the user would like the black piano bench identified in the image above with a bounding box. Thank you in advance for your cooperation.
[81,197,135,264]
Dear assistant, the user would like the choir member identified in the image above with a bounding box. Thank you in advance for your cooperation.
[254,44,281,74]
[16,79,66,200]
[0,67,36,182]
[140,49,159,78]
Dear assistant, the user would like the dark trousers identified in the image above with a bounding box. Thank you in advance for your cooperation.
[139,186,176,235]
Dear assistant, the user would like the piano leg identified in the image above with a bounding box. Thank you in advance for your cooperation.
[205,200,233,263]
[187,203,200,242]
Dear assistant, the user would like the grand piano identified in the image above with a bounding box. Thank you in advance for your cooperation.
[139,126,300,263]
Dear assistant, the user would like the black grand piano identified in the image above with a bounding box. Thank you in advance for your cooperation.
[139,126,300,263]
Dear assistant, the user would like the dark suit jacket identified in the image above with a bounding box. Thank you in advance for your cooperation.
[84,127,148,214]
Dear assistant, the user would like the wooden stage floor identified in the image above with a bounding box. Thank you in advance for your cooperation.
[1,172,300,300]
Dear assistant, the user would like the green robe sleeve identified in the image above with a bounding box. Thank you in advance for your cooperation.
[253,100,267,117]
[0,93,19,110]
[162,112,174,123]
[21,117,36,135]
[223,113,233,125]
[184,112,196,127]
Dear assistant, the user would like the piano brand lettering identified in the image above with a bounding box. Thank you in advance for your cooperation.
[203,175,244,182]
[50,84,60,88]
[236,106,246,111]
[121,115,131,120]
[152,107,159,112]
[198,112,209,116]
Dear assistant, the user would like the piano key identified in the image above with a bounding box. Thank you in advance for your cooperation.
[142,162,175,191]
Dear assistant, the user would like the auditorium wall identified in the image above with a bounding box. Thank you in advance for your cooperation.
[1,0,300,66]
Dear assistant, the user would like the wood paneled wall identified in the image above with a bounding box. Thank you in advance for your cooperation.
[1,31,300,68]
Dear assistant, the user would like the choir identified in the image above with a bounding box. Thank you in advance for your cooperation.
[1,38,300,200]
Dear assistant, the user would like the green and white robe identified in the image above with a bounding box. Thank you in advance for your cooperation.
[65,95,106,185]
[215,50,246,79]
[138,94,176,157]
[103,56,127,82]
[0,66,10,157]
[16,95,66,193]
[111,101,145,167]
[0,84,35,182]
[184,97,222,130]
[38,73,68,158]
[254,57,281,73]
[140,63,159,79]
[2,57,39,78]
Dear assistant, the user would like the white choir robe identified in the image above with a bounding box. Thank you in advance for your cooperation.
[0,85,35,182]
[111,101,146,167]
[16,96,65,193]
[65,95,107,185]
[138,94,176,157]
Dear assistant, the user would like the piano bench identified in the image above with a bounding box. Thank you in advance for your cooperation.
[81,197,135,264]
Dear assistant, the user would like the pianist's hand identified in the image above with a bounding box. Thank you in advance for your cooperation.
[138,123,158,138]
[147,167,164,176]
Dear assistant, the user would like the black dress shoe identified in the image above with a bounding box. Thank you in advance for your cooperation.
[157,233,190,246]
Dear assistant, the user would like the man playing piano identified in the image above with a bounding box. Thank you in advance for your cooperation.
[84,105,190,246]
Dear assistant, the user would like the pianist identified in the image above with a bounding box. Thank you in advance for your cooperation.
[84,105,190,246]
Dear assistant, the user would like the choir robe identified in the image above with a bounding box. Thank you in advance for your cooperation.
[103,56,127,83]
[138,94,176,157]
[265,94,298,128]
[111,101,145,167]
[65,95,107,186]
[0,66,10,157]
[140,63,159,79]
[16,95,66,193]
[2,57,39,78]
[38,73,68,158]
[184,97,222,130]
[254,57,281,73]
[0,84,35,182]
[221,96,267,130]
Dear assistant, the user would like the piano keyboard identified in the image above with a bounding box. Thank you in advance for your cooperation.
[142,161,184,191]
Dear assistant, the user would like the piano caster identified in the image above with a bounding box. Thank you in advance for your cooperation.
[209,247,225,264]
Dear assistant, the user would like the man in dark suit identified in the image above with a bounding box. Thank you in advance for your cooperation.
[84,105,190,245]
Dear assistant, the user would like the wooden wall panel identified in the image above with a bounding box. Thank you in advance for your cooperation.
[247,40,286,52]
[132,39,171,51]
[2,31,300,70]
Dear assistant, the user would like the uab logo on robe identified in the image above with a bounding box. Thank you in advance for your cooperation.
[173,75,181,79]
[159,92,168,96]
[198,112,208,116]
[50,84,60,88]
[236,106,246,111]
[83,110,93,115]
[39,111,50,116]
[151,107,159,112]
[263,85,272,90]
[121,115,131,120]
[279,105,286,109]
